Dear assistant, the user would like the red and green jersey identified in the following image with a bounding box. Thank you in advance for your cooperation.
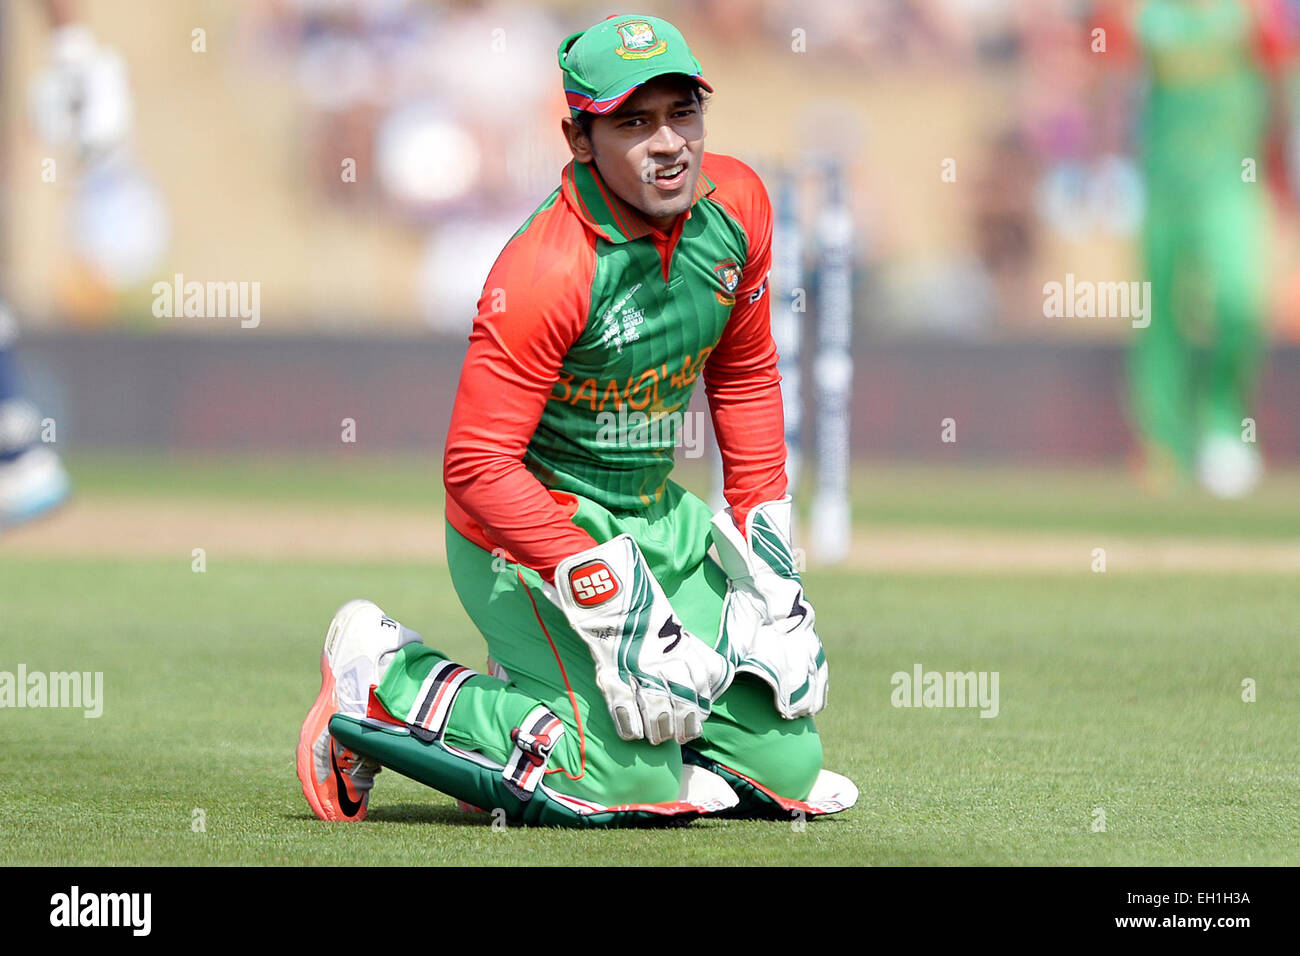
[443,152,785,581]
[1135,0,1290,193]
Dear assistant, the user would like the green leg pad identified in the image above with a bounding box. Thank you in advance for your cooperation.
[329,714,705,829]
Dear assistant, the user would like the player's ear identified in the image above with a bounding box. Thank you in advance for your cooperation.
[561,116,596,164]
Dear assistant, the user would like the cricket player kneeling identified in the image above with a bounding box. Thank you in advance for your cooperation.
[297,12,856,827]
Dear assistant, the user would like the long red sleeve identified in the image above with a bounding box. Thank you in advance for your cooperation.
[443,199,600,581]
[701,158,787,532]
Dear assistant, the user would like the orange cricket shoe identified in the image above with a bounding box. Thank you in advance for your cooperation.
[296,599,421,822]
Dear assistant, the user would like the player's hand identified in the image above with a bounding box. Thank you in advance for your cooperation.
[544,534,733,746]
[28,25,133,158]
[710,496,828,720]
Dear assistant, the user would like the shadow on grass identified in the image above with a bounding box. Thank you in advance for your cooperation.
[366,803,487,826]
[287,803,713,830]
[361,804,703,829]
[287,800,848,829]
[283,803,481,826]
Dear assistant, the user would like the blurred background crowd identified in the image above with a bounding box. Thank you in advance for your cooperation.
[6,0,1300,341]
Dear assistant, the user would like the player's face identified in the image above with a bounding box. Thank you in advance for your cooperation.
[570,76,705,232]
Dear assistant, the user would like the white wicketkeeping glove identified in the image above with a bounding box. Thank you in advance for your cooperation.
[544,534,734,746]
[710,496,828,720]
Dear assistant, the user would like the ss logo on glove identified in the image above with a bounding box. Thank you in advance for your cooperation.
[546,534,734,746]
[569,560,621,606]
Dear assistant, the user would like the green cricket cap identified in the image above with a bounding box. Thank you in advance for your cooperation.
[558,14,712,117]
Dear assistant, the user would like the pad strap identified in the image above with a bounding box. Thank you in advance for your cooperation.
[503,705,565,801]
[405,660,477,741]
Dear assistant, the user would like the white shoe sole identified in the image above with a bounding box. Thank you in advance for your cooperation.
[0,446,70,527]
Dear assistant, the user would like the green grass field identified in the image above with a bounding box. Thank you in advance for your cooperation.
[1,455,1298,865]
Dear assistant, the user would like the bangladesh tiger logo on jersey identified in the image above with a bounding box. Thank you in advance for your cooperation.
[714,258,742,305]
[615,20,667,59]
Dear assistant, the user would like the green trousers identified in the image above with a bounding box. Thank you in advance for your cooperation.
[1130,187,1266,472]
[374,481,822,808]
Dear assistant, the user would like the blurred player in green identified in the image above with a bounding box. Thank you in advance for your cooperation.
[1129,0,1293,496]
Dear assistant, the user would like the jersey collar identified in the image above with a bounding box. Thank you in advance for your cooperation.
[561,157,715,243]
